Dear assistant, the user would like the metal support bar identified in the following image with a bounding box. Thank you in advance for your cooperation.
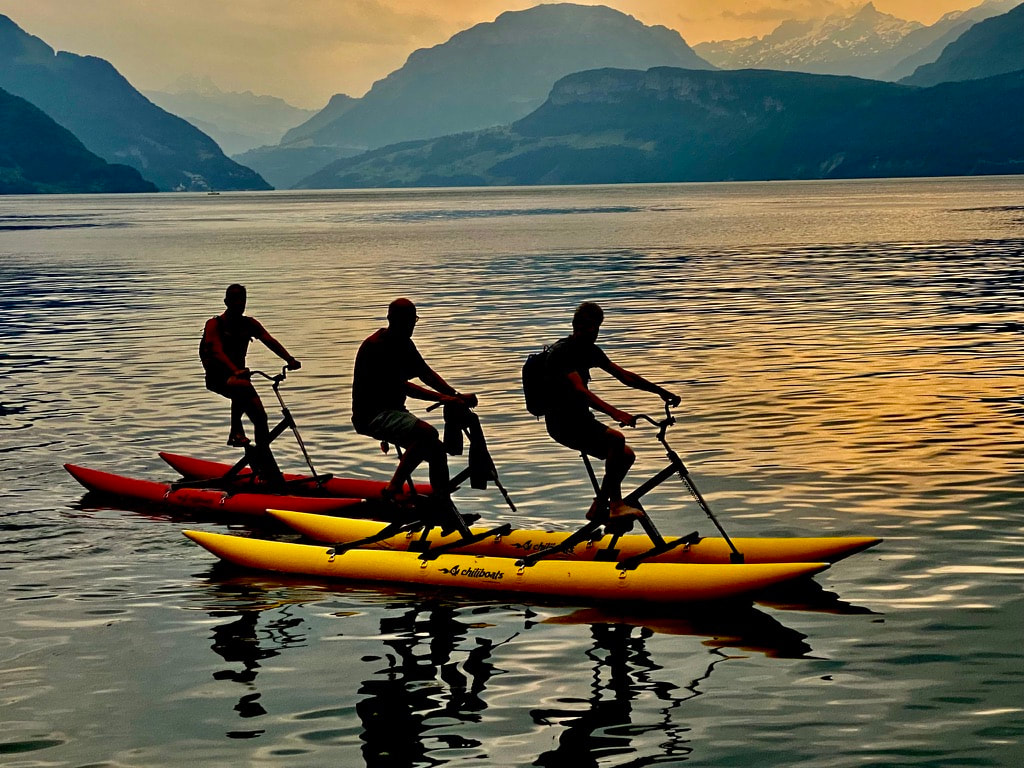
[327,520,425,556]
[515,520,603,568]
[417,523,514,560]
[615,530,702,571]
[594,530,623,562]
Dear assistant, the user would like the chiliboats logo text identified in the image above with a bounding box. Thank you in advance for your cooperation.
[438,564,505,581]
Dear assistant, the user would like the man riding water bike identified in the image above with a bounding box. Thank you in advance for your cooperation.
[543,301,680,522]
[351,298,476,511]
[200,283,301,452]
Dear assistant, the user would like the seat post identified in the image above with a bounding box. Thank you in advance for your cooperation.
[580,452,602,494]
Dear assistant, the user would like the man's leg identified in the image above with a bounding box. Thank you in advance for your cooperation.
[209,377,251,446]
[233,386,281,481]
[229,399,247,444]
[548,417,641,522]
[386,420,449,500]
[599,429,635,506]
[228,382,270,446]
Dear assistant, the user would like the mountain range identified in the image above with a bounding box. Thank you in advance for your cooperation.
[295,66,1024,188]
[144,75,316,155]
[233,93,364,190]
[2,2,1022,194]
[0,86,156,194]
[0,14,269,191]
[902,2,1024,85]
[241,3,713,188]
[694,0,1019,81]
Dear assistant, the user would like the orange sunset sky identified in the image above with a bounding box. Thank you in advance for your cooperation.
[0,1,991,107]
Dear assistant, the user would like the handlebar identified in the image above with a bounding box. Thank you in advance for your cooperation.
[633,401,676,441]
[426,393,478,412]
[247,365,291,385]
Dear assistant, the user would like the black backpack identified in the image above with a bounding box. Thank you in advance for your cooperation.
[522,346,552,418]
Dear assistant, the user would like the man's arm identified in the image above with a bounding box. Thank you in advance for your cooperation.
[602,359,679,406]
[255,323,301,369]
[567,371,636,427]
[405,366,475,406]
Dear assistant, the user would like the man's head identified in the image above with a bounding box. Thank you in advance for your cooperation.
[224,284,246,316]
[387,297,418,338]
[572,301,604,343]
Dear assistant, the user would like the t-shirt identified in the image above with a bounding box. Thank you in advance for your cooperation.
[351,328,429,429]
[545,335,611,420]
[200,314,265,381]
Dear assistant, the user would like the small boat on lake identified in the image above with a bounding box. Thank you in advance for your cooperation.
[183,528,831,604]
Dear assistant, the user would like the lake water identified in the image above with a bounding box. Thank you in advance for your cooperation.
[2,177,1023,767]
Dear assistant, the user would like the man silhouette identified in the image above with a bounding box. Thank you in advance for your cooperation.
[200,284,300,449]
[544,301,680,522]
[351,298,475,509]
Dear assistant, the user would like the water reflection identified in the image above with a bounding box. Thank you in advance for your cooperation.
[357,603,499,765]
[546,602,815,659]
[531,622,714,766]
[191,572,825,766]
[754,579,880,617]
[201,579,311,738]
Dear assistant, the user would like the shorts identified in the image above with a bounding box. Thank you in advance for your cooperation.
[545,412,617,459]
[205,375,256,401]
[355,409,422,447]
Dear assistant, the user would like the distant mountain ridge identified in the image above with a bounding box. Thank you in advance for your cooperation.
[235,92,364,189]
[242,2,714,188]
[0,14,270,191]
[902,2,1024,85]
[881,0,1020,80]
[695,0,1020,81]
[145,75,316,155]
[694,3,920,78]
[0,86,156,194]
[296,67,1024,188]
[305,3,712,151]
[280,93,359,146]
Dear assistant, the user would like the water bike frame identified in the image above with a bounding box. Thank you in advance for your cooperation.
[518,402,745,567]
[172,366,333,493]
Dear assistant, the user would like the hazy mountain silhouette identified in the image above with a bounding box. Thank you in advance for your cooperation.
[280,93,359,146]
[237,93,364,189]
[0,14,270,191]
[297,3,712,152]
[882,0,1020,80]
[296,67,1024,188]
[232,144,364,191]
[145,75,316,155]
[902,3,1024,86]
[0,86,156,193]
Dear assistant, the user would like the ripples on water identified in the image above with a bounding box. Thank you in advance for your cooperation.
[2,178,1024,766]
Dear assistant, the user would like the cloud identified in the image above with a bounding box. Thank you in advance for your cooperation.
[719,1,855,23]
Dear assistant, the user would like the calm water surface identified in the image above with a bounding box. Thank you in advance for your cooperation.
[2,178,1024,766]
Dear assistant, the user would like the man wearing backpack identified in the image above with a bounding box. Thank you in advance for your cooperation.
[542,301,680,522]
